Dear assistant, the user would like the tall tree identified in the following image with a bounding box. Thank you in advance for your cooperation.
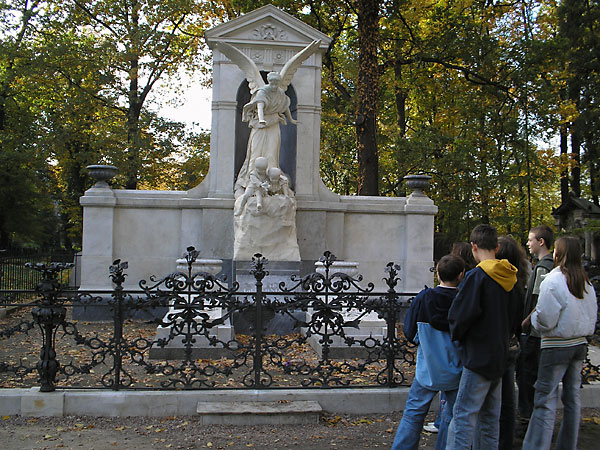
[68,0,207,189]
[0,0,58,248]
[356,0,381,195]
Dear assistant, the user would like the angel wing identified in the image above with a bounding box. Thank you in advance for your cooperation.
[215,41,265,95]
[279,40,321,91]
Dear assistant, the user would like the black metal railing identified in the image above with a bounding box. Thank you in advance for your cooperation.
[0,248,79,303]
[0,249,419,391]
[1,248,599,392]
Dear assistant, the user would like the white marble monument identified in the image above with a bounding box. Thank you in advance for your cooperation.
[219,37,321,262]
[79,5,436,297]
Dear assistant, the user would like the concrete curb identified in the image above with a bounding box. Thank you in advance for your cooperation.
[0,387,414,417]
[1,383,600,417]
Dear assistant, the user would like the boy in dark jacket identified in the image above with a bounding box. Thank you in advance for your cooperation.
[392,255,465,450]
[445,224,522,450]
[517,225,554,423]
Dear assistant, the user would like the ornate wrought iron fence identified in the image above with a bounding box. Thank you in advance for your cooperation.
[1,248,599,392]
[0,249,420,391]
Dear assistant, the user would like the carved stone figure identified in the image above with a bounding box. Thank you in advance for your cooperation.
[234,157,270,216]
[215,40,321,196]
[266,167,293,197]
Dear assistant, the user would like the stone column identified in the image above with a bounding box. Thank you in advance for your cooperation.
[403,175,437,294]
[79,166,117,291]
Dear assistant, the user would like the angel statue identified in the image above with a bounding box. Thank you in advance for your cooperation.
[215,40,321,199]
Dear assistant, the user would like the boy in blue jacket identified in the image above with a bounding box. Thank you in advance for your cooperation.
[445,224,522,450]
[392,254,465,450]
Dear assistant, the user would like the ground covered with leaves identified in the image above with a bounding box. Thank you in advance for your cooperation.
[2,409,600,449]
[0,306,416,389]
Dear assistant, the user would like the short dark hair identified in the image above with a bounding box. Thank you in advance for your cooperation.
[530,225,554,249]
[437,255,465,283]
[470,224,498,250]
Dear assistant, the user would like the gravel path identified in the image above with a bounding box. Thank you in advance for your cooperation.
[2,408,600,449]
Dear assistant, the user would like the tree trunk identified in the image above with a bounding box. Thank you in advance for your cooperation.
[560,124,569,203]
[125,6,141,190]
[125,97,142,190]
[586,136,599,206]
[570,119,581,197]
[569,82,581,197]
[356,0,380,196]
[393,60,407,136]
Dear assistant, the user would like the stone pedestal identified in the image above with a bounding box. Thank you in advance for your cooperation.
[232,260,303,335]
[233,195,300,262]
[149,259,236,360]
[305,261,389,359]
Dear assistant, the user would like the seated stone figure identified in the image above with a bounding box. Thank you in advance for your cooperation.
[234,156,269,216]
[266,167,293,198]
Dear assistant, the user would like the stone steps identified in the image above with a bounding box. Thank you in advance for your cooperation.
[196,400,322,425]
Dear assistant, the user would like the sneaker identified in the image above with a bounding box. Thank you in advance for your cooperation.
[423,422,439,433]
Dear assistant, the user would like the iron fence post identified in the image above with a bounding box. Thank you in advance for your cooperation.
[251,253,268,388]
[27,263,70,392]
[109,260,128,390]
[384,262,401,388]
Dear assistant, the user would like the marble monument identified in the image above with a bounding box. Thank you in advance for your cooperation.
[78,5,436,297]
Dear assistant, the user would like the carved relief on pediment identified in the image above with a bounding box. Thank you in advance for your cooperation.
[252,23,288,41]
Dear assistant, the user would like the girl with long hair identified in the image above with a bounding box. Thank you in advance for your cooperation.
[522,236,597,450]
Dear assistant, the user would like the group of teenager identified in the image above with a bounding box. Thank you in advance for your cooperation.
[391,224,598,450]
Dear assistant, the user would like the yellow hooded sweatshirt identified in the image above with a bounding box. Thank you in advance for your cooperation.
[477,259,518,292]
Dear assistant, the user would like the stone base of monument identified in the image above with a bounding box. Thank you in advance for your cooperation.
[72,296,168,321]
[149,258,236,359]
[149,307,236,360]
[305,310,388,359]
[233,260,300,292]
[232,260,304,335]
[303,260,389,359]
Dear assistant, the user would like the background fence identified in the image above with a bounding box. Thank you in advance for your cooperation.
[0,248,79,303]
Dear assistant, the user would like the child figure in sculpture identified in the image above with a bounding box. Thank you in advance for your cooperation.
[266,167,293,197]
[234,156,269,216]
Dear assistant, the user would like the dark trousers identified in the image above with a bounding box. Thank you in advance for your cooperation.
[516,334,541,418]
[499,362,517,450]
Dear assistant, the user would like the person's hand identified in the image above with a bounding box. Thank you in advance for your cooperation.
[521,310,534,330]
[258,120,267,129]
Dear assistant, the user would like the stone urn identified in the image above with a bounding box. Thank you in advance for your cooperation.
[404,174,432,196]
[87,165,117,188]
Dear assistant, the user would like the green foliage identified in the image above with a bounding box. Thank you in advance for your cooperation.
[0,0,598,253]
[318,0,572,244]
[0,0,213,250]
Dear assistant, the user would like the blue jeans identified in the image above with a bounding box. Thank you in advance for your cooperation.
[446,367,502,450]
[392,378,457,450]
[472,362,516,450]
[522,344,586,450]
[434,392,446,428]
